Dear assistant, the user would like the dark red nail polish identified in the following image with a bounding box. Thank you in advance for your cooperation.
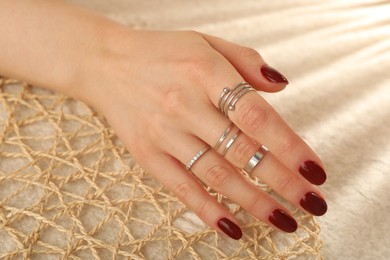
[217,218,242,240]
[299,161,327,185]
[269,209,298,233]
[260,64,289,84]
[300,192,327,216]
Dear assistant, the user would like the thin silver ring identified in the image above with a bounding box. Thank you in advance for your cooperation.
[220,83,249,115]
[222,130,242,156]
[186,146,211,171]
[228,87,256,112]
[218,87,230,111]
[219,82,247,114]
[223,85,252,116]
[218,82,256,117]
[243,145,269,174]
[214,123,234,151]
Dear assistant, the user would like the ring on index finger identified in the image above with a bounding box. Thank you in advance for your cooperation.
[218,81,256,117]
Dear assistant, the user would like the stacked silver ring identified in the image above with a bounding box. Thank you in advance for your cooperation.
[184,82,265,175]
[221,130,241,156]
[218,82,256,117]
[214,123,234,151]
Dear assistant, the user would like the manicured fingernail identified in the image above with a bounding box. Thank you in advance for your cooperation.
[269,209,298,233]
[300,192,327,216]
[299,161,327,185]
[217,218,242,240]
[260,64,289,84]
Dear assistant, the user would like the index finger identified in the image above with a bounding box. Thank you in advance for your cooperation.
[201,35,326,185]
[211,86,326,186]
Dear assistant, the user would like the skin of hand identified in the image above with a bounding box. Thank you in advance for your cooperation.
[0,0,327,240]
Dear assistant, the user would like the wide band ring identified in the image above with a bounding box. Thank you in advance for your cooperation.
[185,146,211,171]
[218,82,256,117]
[243,145,269,174]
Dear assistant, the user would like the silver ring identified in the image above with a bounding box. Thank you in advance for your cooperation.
[214,123,234,151]
[186,146,211,171]
[218,87,230,111]
[222,130,242,156]
[223,84,251,116]
[220,82,248,115]
[228,88,256,112]
[243,145,269,174]
[219,82,247,114]
[218,82,256,117]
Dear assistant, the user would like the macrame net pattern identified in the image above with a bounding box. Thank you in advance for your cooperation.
[0,78,323,259]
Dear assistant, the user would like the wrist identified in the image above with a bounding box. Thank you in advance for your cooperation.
[70,22,136,112]
[0,0,124,101]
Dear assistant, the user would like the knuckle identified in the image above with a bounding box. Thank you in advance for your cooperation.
[161,88,187,117]
[278,134,300,156]
[239,103,271,134]
[174,181,212,220]
[238,47,262,61]
[180,51,217,83]
[195,198,212,220]
[230,137,258,166]
[275,173,299,195]
[174,181,195,203]
[205,164,231,189]
[246,195,262,213]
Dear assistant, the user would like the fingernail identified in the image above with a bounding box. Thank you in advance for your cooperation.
[269,209,298,233]
[260,64,289,84]
[300,192,327,216]
[299,161,327,185]
[217,218,242,240]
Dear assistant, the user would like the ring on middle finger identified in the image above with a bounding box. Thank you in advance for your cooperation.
[221,130,242,156]
[214,123,235,151]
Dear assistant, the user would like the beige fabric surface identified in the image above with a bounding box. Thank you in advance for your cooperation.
[1,0,390,259]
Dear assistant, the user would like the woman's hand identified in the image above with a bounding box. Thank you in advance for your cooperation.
[0,0,327,240]
[79,28,327,240]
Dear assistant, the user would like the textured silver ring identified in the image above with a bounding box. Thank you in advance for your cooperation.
[214,123,234,151]
[228,87,256,112]
[220,82,248,115]
[218,81,256,117]
[223,84,251,116]
[186,146,211,171]
[218,87,230,111]
[219,82,247,113]
[222,130,242,156]
[243,145,269,174]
